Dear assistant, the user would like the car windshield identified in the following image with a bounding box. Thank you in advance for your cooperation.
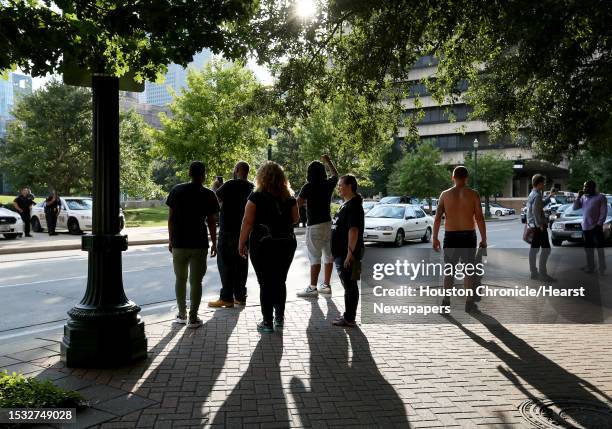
[380,196,400,204]
[552,195,574,204]
[366,205,405,219]
[562,206,582,216]
[66,199,93,210]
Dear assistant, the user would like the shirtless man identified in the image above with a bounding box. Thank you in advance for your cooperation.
[433,166,487,312]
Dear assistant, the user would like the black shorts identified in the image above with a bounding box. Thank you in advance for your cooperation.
[443,230,477,265]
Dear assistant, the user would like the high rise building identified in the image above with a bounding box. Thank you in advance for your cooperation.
[142,50,212,106]
[399,56,569,203]
[0,72,33,193]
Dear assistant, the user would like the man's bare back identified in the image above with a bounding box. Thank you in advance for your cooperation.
[437,186,480,231]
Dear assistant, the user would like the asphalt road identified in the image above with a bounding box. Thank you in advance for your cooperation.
[0,219,529,341]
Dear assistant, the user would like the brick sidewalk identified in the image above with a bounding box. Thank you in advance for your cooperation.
[2,295,612,428]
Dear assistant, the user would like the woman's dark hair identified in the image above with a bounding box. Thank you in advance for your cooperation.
[340,174,358,193]
[307,161,326,183]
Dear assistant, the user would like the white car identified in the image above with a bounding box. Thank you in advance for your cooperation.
[0,206,24,239]
[31,197,125,235]
[481,203,514,216]
[363,204,433,247]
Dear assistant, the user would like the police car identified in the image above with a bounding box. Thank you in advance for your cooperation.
[0,206,24,239]
[31,197,125,234]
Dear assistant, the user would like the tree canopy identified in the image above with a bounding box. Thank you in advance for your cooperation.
[0,81,159,197]
[246,0,612,159]
[1,0,258,80]
[387,143,450,206]
[155,61,270,178]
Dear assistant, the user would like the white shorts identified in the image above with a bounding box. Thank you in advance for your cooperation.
[306,221,333,265]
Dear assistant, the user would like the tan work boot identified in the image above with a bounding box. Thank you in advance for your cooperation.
[208,299,234,308]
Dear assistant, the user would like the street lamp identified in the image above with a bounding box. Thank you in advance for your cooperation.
[473,138,479,191]
[267,127,275,161]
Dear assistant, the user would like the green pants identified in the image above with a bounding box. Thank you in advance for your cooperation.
[172,248,208,320]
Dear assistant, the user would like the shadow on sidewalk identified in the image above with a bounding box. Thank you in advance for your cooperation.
[211,331,287,426]
[445,311,612,427]
[125,308,241,422]
[290,298,411,428]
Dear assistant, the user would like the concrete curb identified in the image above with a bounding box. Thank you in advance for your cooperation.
[0,230,307,255]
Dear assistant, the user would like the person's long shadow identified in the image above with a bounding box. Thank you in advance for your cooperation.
[211,331,288,427]
[124,308,240,422]
[290,298,410,428]
[445,311,612,427]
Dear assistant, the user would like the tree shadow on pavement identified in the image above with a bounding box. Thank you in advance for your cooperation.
[445,311,612,428]
[211,331,288,427]
[290,297,411,428]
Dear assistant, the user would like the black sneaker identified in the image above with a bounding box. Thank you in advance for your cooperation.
[539,274,557,282]
[465,301,479,313]
[257,321,274,333]
[530,272,539,280]
[274,318,284,329]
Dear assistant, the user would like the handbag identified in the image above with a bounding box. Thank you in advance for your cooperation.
[523,224,535,244]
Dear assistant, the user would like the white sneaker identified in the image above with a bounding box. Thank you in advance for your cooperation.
[318,283,332,294]
[297,285,319,298]
[187,317,203,329]
[175,315,187,324]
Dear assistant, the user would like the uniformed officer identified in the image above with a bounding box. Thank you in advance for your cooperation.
[44,190,61,236]
[13,187,36,237]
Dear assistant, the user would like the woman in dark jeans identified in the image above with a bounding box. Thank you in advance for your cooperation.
[239,161,299,332]
[331,175,365,327]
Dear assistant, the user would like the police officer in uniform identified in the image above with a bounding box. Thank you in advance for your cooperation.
[45,191,61,235]
[13,187,36,237]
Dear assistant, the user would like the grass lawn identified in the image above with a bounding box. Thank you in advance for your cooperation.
[124,206,168,228]
[0,194,44,207]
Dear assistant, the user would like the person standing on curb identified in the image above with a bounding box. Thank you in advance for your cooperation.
[330,175,364,327]
[13,187,36,237]
[167,161,220,329]
[433,166,487,313]
[526,174,557,282]
[44,190,61,236]
[209,161,254,308]
[296,154,339,298]
[238,161,298,333]
[573,180,608,275]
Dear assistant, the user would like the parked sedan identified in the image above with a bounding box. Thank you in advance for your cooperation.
[550,203,612,246]
[0,206,24,239]
[31,197,125,234]
[363,204,433,247]
[482,203,514,216]
[362,200,379,214]
[548,203,571,228]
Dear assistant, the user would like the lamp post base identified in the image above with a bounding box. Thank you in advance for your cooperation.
[60,309,147,368]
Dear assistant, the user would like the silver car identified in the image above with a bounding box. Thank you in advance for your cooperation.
[550,203,612,246]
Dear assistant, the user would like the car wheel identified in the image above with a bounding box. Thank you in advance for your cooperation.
[31,216,43,232]
[495,210,502,216]
[552,239,563,246]
[421,227,432,243]
[394,229,405,247]
[3,233,19,240]
[68,218,82,235]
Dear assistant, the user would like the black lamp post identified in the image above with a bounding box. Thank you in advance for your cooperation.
[267,127,274,161]
[60,75,147,367]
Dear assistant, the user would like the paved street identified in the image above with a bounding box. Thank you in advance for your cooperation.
[2,217,612,428]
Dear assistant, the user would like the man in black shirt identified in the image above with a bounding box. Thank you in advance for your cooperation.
[209,161,254,308]
[331,175,364,327]
[44,191,61,236]
[13,187,36,237]
[296,154,339,298]
[167,161,220,329]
